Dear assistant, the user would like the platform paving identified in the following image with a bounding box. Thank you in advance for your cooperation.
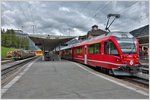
[2,58,149,99]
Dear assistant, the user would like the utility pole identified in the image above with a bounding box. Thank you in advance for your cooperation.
[68,28,71,36]
[32,25,36,34]
[20,26,23,49]
[21,26,24,33]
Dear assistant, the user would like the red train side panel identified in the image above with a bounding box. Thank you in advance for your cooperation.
[60,32,140,75]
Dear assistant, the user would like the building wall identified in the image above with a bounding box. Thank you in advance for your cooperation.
[130,25,149,59]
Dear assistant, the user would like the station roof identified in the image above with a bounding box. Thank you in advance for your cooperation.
[29,35,75,51]
[130,25,149,37]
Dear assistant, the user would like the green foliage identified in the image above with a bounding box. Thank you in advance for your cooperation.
[1,46,16,59]
[1,28,29,50]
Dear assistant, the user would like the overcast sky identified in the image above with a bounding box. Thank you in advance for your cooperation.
[1,1,149,36]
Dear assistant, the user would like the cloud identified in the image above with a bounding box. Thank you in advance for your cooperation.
[73,28,86,36]
[1,1,149,36]
[59,7,70,12]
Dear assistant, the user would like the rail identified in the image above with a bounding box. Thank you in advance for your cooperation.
[1,56,38,86]
[85,64,149,89]
[133,62,149,80]
[2,56,37,71]
[1,59,13,65]
[119,76,148,89]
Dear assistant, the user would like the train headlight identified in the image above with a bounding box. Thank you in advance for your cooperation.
[134,55,139,59]
[116,58,121,62]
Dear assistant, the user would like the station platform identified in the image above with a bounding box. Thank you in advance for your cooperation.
[2,57,149,99]
[140,59,149,67]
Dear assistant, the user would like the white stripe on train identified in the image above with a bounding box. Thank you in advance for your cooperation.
[73,57,127,66]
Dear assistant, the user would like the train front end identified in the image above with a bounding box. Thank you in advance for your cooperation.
[111,32,140,75]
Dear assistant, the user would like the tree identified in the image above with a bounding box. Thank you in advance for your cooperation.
[1,28,30,50]
[9,29,17,48]
[16,36,20,48]
[24,38,29,50]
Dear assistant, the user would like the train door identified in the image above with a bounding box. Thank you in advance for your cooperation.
[103,40,120,69]
[84,45,87,64]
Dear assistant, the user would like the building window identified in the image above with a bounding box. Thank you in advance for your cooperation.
[104,40,119,56]
[89,43,101,54]
[76,47,82,54]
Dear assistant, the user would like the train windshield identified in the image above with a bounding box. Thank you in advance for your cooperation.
[117,38,137,54]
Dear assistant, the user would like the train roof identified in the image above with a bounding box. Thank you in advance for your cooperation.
[60,32,134,50]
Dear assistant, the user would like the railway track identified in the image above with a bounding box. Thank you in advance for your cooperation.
[1,59,14,65]
[116,76,149,89]
[1,56,38,87]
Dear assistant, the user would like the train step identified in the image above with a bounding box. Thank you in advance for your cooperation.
[112,69,132,76]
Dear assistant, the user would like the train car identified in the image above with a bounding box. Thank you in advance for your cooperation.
[13,49,35,60]
[6,51,14,58]
[60,32,140,76]
[60,47,73,60]
[35,50,44,56]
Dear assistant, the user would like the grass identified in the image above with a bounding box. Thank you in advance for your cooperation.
[1,46,16,59]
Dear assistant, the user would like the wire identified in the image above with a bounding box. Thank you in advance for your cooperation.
[27,3,37,34]
[28,4,35,24]
[107,1,146,31]
[116,1,138,15]
[17,1,36,33]
[93,1,111,18]
[18,2,29,21]
[80,1,90,13]
[82,1,111,29]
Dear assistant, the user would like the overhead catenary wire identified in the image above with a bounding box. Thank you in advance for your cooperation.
[101,1,145,31]
[16,1,37,34]
[81,1,111,31]
[17,1,30,31]
[17,1,29,22]
[93,1,111,18]
[28,3,37,34]
[94,1,138,18]
[105,2,139,21]
[115,1,138,15]
[6,1,147,36]
[80,1,90,13]
[66,1,92,36]
[113,2,139,19]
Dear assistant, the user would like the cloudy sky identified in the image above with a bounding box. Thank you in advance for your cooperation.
[1,1,149,36]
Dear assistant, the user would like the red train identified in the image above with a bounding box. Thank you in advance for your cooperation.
[59,32,140,76]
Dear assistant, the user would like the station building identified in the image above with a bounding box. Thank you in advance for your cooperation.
[130,25,149,59]
[87,25,108,39]
[78,25,108,41]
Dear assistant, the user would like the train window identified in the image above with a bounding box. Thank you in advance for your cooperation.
[63,49,72,58]
[104,41,119,56]
[89,43,101,54]
[89,45,94,54]
[76,47,82,54]
[65,49,71,55]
